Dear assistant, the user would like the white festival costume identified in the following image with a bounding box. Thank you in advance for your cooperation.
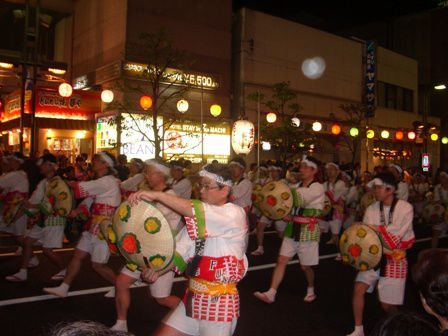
[167,201,248,328]
[230,178,253,214]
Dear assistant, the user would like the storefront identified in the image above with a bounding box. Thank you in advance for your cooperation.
[0,87,99,160]
[95,114,231,163]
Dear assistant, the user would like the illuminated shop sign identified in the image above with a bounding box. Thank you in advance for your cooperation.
[122,62,220,90]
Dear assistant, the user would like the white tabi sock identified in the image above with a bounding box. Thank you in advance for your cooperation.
[307,287,315,295]
[111,320,128,332]
[265,288,277,300]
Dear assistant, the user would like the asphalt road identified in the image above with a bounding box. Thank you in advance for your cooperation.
[0,225,444,336]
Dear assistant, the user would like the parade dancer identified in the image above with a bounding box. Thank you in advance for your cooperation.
[0,153,29,248]
[431,171,448,248]
[129,163,248,336]
[251,163,286,256]
[319,162,348,258]
[388,164,409,201]
[6,154,66,282]
[347,172,415,336]
[229,157,253,214]
[342,171,360,229]
[169,160,192,199]
[254,156,324,303]
[409,173,429,221]
[43,152,121,297]
[111,160,182,333]
[121,159,146,199]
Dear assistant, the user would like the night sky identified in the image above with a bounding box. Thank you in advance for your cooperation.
[233,0,443,32]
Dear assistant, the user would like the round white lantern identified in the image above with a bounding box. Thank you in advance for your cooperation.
[101,90,114,103]
[231,120,255,155]
[177,99,189,113]
[58,83,73,98]
[291,117,301,127]
[262,142,271,151]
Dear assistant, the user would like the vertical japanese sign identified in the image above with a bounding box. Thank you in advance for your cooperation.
[364,40,377,118]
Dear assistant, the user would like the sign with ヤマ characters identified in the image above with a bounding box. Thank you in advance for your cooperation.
[364,40,377,118]
[122,61,220,90]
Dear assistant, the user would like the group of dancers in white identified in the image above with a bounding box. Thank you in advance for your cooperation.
[0,151,445,336]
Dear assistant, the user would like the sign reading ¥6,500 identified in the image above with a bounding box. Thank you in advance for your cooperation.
[122,62,220,90]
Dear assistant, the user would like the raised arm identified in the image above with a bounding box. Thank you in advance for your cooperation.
[128,190,193,217]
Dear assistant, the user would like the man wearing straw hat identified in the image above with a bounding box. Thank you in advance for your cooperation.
[111,159,182,333]
[129,163,248,336]
[6,154,67,282]
[43,151,121,297]
[347,172,415,336]
[254,156,324,304]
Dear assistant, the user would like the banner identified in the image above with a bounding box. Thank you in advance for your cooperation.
[364,40,377,118]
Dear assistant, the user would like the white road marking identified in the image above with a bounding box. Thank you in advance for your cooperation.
[0,236,440,307]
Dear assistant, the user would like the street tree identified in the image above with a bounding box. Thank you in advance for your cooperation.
[248,81,315,163]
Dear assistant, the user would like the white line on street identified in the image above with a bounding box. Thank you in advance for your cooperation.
[0,235,440,307]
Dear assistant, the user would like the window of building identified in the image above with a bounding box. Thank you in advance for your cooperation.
[377,81,413,113]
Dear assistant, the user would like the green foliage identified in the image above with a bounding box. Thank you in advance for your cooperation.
[248,81,315,162]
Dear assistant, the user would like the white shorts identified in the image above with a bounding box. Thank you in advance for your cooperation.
[77,231,110,264]
[279,238,319,266]
[259,216,286,232]
[433,222,448,234]
[164,302,237,336]
[120,266,175,298]
[355,269,406,305]
[27,224,64,248]
[319,219,342,234]
[0,215,27,236]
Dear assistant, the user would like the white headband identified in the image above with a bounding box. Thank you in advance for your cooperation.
[145,159,170,176]
[170,164,183,170]
[98,152,114,168]
[389,164,403,175]
[199,169,233,187]
[268,165,283,172]
[36,157,57,168]
[326,162,340,170]
[342,171,352,181]
[229,161,245,170]
[368,178,396,191]
[258,166,268,172]
[301,158,318,170]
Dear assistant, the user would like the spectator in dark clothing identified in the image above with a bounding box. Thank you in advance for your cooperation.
[116,154,130,181]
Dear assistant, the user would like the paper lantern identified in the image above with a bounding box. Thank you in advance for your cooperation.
[210,104,222,117]
[312,121,322,132]
[431,133,439,141]
[350,127,359,137]
[231,120,255,155]
[407,131,416,140]
[176,99,189,113]
[381,130,390,139]
[291,117,301,127]
[262,142,271,151]
[366,129,375,139]
[101,90,114,103]
[395,131,404,140]
[442,137,448,145]
[331,124,341,135]
[58,83,73,98]
[266,112,277,123]
[140,96,153,110]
